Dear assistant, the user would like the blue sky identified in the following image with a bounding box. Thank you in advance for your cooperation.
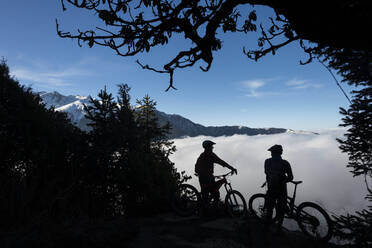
[1,0,354,130]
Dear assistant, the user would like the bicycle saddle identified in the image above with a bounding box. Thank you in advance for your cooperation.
[291,181,303,185]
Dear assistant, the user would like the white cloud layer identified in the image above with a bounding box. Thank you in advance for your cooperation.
[9,56,95,89]
[286,79,323,90]
[241,80,267,97]
[242,80,265,89]
[11,66,91,88]
[170,129,369,216]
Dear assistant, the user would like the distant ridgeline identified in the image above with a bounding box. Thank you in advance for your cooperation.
[40,91,287,139]
[155,111,286,138]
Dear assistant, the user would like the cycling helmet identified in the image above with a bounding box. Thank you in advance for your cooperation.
[268,144,283,153]
[202,140,216,149]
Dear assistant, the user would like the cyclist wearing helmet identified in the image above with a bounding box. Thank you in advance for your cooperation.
[264,144,293,233]
[195,140,237,209]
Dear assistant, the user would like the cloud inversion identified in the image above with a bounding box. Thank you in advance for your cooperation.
[171,129,369,216]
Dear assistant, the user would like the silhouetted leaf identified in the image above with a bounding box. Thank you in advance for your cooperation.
[249,11,257,21]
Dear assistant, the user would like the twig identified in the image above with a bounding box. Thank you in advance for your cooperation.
[136,60,177,91]
[318,58,352,105]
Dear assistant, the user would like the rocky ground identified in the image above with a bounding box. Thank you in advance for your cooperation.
[128,213,336,248]
[0,212,338,248]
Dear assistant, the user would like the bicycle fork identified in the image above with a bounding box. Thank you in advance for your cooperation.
[224,182,239,208]
[287,183,298,217]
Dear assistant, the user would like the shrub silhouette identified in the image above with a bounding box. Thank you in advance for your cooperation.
[0,60,183,230]
[83,85,180,216]
[0,59,85,228]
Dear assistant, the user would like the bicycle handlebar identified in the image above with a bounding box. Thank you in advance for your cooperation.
[214,170,235,179]
[260,180,303,188]
[195,169,237,179]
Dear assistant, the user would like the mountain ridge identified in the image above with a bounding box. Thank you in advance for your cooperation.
[39,91,294,138]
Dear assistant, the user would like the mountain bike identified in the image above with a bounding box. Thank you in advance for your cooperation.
[248,181,333,242]
[171,171,247,218]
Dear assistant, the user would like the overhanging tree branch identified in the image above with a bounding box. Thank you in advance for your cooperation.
[58,0,372,90]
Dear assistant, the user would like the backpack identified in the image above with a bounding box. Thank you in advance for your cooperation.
[266,158,286,187]
[195,152,212,176]
[195,155,202,174]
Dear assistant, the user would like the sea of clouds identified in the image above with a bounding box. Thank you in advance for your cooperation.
[170,128,369,217]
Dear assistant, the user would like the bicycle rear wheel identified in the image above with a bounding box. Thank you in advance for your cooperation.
[296,202,333,242]
[248,193,277,222]
[171,184,201,217]
[225,190,247,218]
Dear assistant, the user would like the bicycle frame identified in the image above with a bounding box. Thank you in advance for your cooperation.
[223,180,234,194]
[174,171,247,218]
[285,182,299,218]
[214,171,241,205]
[214,171,234,195]
[262,180,303,219]
[250,180,333,241]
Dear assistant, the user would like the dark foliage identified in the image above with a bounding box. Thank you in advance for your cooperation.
[333,88,372,247]
[83,85,180,216]
[57,0,371,90]
[338,87,372,177]
[0,59,86,229]
[0,60,184,231]
[310,48,372,246]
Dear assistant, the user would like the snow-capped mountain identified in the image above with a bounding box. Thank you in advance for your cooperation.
[39,91,89,109]
[286,129,319,135]
[39,91,291,138]
[39,91,92,130]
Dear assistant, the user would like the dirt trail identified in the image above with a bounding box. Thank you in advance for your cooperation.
[128,213,333,248]
[0,212,336,248]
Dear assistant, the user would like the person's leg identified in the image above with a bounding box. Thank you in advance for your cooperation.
[199,177,209,215]
[200,175,217,216]
[264,190,276,230]
[211,178,225,203]
[275,187,288,232]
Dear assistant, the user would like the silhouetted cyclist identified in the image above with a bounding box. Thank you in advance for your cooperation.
[264,144,293,233]
[195,140,237,213]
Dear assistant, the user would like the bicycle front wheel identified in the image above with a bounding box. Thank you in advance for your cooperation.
[296,202,333,242]
[171,184,201,217]
[248,193,277,222]
[225,190,247,218]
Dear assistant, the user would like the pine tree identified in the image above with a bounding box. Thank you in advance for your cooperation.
[83,85,180,216]
[135,95,166,149]
[317,49,372,247]
[333,87,372,247]
[133,94,177,214]
[0,59,85,228]
[84,86,128,216]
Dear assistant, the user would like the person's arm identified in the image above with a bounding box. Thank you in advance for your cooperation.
[284,160,294,182]
[195,156,201,175]
[264,159,270,176]
[213,153,237,173]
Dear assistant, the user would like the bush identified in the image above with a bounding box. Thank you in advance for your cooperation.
[0,60,184,230]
